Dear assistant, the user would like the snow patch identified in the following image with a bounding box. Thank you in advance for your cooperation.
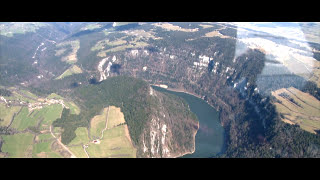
[112,55,117,62]
[149,86,154,96]
[131,49,139,56]
[143,66,147,71]
[97,57,108,81]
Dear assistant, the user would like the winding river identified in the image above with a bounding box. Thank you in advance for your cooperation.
[152,86,225,158]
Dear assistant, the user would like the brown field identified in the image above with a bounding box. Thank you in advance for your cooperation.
[107,106,125,129]
[272,87,320,134]
[90,107,109,139]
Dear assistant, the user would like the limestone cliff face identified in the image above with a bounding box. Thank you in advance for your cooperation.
[138,86,199,158]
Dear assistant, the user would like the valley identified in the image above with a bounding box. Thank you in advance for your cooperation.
[1,22,320,158]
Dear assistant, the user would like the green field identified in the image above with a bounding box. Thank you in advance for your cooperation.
[1,133,34,158]
[10,107,39,131]
[46,93,80,115]
[64,101,80,115]
[38,104,64,128]
[68,127,90,146]
[32,139,63,158]
[0,104,21,127]
[6,90,37,103]
[10,104,63,131]
[56,65,83,79]
[36,133,54,141]
[19,89,38,99]
[32,141,52,156]
[67,105,137,158]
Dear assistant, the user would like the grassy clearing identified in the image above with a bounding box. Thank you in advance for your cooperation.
[90,107,108,139]
[55,48,67,56]
[7,90,36,103]
[1,132,34,158]
[0,104,21,127]
[64,101,80,115]
[107,106,125,129]
[19,89,38,99]
[47,93,64,99]
[56,40,80,64]
[92,35,149,57]
[56,65,83,79]
[123,29,162,40]
[68,127,90,146]
[47,93,80,115]
[91,37,127,51]
[204,30,233,39]
[81,23,102,30]
[97,41,149,57]
[272,87,320,134]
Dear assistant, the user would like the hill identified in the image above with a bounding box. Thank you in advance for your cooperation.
[52,76,198,157]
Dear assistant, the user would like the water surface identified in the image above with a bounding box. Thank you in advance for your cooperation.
[152,86,225,158]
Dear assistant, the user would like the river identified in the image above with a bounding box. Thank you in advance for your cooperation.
[151,86,225,158]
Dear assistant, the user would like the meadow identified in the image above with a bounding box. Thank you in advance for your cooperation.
[272,87,320,134]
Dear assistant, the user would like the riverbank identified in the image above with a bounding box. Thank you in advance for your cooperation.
[152,84,202,98]
[173,120,200,158]
[151,84,218,111]
[152,85,225,158]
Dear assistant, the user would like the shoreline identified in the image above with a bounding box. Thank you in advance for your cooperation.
[151,84,219,111]
[151,84,202,99]
[173,119,200,158]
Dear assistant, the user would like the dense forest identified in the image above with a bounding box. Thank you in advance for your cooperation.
[52,76,151,145]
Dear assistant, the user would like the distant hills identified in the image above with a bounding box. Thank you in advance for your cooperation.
[1,22,320,158]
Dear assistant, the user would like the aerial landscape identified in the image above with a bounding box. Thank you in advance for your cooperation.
[0,22,319,158]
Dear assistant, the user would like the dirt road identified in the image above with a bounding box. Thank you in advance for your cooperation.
[50,125,77,158]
